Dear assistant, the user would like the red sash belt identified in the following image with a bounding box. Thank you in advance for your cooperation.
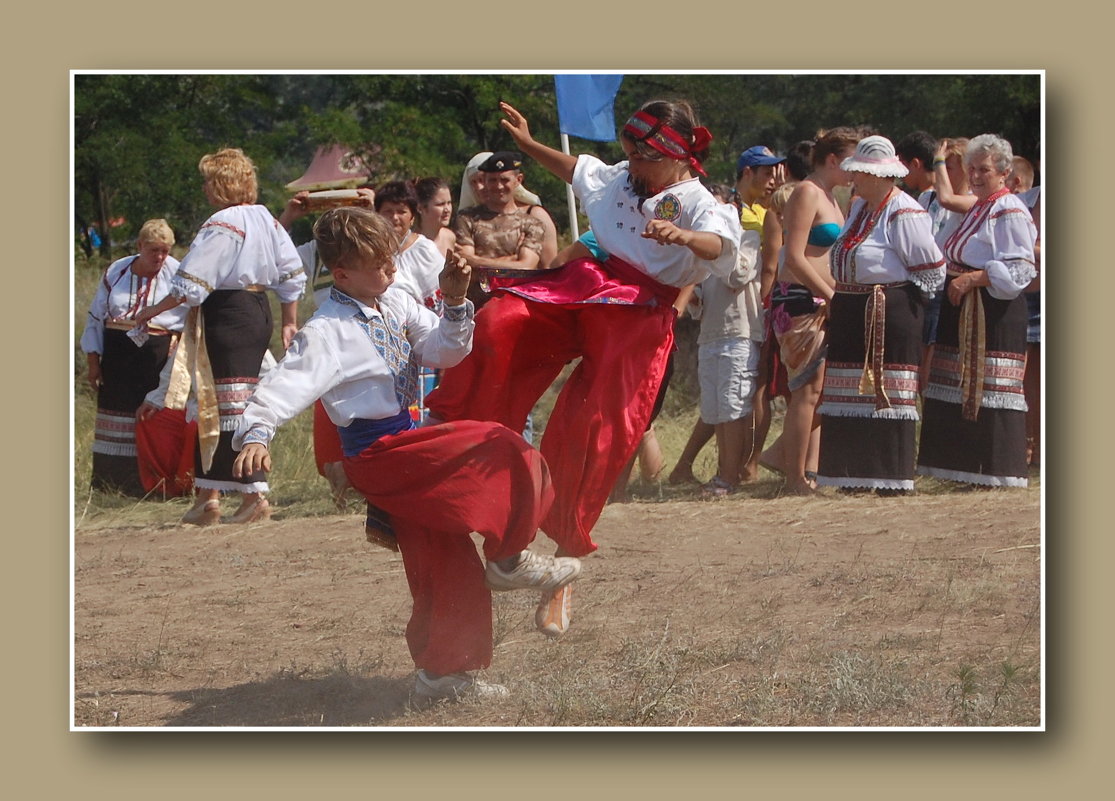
[495,255,680,308]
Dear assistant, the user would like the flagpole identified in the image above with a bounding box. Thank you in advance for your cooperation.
[560,132,580,241]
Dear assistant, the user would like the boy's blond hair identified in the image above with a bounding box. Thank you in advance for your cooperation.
[313,207,399,271]
[768,181,797,216]
[137,218,175,248]
[198,147,258,207]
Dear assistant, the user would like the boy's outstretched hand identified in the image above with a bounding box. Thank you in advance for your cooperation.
[233,442,272,478]
[440,247,472,304]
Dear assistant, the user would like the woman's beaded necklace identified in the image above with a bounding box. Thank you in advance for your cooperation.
[831,187,895,282]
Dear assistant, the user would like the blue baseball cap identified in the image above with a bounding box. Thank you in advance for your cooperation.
[736,146,786,172]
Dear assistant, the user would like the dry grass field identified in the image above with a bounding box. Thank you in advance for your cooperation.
[73,475,1041,729]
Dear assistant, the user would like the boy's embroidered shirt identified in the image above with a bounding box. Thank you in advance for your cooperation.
[233,286,473,449]
[170,204,307,305]
[571,154,741,288]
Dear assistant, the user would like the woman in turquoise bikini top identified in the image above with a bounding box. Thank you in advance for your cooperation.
[807,222,841,248]
[767,126,861,497]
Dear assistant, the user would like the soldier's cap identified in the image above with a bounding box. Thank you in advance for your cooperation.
[477,151,524,172]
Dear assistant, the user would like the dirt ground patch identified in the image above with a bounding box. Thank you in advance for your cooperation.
[73,486,1041,728]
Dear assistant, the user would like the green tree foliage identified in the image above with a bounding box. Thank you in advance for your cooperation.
[73,72,1041,257]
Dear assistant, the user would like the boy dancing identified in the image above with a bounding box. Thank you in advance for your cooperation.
[231,207,581,702]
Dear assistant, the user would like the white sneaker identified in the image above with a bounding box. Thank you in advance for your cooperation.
[414,669,510,701]
[484,551,582,592]
[536,583,573,638]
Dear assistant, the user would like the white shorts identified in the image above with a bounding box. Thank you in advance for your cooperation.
[698,337,761,425]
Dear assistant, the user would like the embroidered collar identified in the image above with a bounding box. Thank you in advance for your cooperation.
[330,287,381,319]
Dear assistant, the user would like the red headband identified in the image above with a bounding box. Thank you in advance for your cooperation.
[623,110,712,177]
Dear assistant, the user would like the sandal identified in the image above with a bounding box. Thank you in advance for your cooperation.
[181,499,221,527]
[701,475,736,498]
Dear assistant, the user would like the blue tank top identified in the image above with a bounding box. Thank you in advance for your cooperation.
[807,222,841,247]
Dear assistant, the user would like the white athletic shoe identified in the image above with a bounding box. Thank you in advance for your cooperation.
[414,670,510,701]
[484,551,582,592]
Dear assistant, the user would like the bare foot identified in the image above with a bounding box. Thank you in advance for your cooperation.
[323,461,351,510]
[667,464,698,485]
[782,480,816,496]
[228,496,271,524]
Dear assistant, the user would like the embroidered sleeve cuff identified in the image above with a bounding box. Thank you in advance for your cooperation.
[442,299,474,322]
[985,259,1036,300]
[239,426,272,448]
[171,272,210,305]
[908,261,946,296]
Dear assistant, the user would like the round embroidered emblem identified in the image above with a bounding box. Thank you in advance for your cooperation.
[654,193,682,221]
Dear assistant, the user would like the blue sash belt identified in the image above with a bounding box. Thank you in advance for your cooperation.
[338,409,415,457]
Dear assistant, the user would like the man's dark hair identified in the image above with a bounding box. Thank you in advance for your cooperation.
[895,131,937,168]
[786,140,815,181]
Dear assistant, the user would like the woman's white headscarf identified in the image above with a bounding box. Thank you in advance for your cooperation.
[459,151,543,210]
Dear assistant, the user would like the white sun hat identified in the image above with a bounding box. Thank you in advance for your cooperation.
[841,135,909,178]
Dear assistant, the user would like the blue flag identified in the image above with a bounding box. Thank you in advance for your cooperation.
[554,74,624,142]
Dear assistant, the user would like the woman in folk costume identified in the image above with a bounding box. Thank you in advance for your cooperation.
[814,136,945,493]
[136,148,306,525]
[426,99,740,638]
[916,134,1038,487]
[81,218,189,496]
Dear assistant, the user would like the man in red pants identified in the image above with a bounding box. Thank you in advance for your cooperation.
[426,99,741,638]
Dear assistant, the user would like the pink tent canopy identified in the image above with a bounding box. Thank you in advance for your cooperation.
[285,145,372,192]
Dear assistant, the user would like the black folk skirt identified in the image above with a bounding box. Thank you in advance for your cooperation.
[194,289,273,492]
[916,275,1029,487]
[817,283,924,491]
[91,328,172,496]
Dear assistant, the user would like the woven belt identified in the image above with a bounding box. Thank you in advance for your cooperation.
[858,284,891,410]
[106,319,172,336]
[947,264,986,421]
[834,280,910,294]
[244,284,267,293]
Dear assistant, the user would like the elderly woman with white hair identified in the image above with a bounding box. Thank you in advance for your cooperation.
[815,136,945,494]
[916,134,1038,487]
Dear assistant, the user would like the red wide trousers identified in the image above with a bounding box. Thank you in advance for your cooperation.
[312,400,345,475]
[343,420,553,675]
[135,407,197,498]
[425,293,676,557]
